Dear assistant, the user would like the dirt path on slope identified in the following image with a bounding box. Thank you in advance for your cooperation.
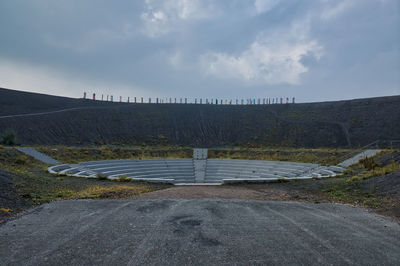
[134,179,400,222]
[134,183,325,201]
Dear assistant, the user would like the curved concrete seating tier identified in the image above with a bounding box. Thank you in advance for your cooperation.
[204,159,329,183]
[48,158,343,184]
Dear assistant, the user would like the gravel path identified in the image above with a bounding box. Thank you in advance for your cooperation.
[16,147,60,165]
[0,106,105,119]
[338,149,382,167]
[1,199,399,265]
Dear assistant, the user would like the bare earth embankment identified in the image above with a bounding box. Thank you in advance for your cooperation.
[1,87,400,147]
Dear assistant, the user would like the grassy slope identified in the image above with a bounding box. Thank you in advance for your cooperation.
[35,145,352,165]
[0,146,171,220]
[207,147,354,165]
[280,151,400,217]
[36,145,193,164]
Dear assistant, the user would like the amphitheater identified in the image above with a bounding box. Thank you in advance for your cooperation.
[48,148,344,184]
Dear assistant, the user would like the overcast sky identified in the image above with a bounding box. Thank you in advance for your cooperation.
[0,0,399,102]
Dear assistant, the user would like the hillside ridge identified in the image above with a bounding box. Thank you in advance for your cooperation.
[0,88,399,148]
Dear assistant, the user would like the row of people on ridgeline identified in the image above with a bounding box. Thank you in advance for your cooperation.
[83,92,295,104]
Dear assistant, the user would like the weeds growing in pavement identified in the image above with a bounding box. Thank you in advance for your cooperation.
[113,175,131,182]
[96,173,108,180]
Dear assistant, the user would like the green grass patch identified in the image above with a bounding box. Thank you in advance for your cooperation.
[35,145,193,163]
[0,147,47,172]
[346,161,400,183]
[321,180,389,208]
[0,146,170,205]
[9,170,169,205]
[75,185,152,199]
[112,175,131,182]
[32,145,359,165]
[208,147,353,165]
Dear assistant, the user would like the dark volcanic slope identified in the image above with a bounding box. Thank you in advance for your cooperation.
[0,88,399,147]
[0,88,117,116]
[0,169,30,223]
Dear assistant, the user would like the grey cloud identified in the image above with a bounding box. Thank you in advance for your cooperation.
[0,0,398,101]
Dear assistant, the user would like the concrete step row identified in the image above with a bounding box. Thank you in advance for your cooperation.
[103,168,194,175]
[207,159,319,167]
[48,159,343,184]
[79,159,193,166]
[110,172,195,179]
[206,163,314,172]
[92,165,193,173]
[206,168,305,176]
[205,165,318,175]
[116,174,195,180]
[81,162,193,170]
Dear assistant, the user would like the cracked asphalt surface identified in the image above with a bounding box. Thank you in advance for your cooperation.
[1,199,400,265]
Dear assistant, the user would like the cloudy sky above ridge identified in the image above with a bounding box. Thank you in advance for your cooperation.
[0,0,399,102]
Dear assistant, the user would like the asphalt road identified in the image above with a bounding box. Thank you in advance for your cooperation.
[1,199,399,265]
